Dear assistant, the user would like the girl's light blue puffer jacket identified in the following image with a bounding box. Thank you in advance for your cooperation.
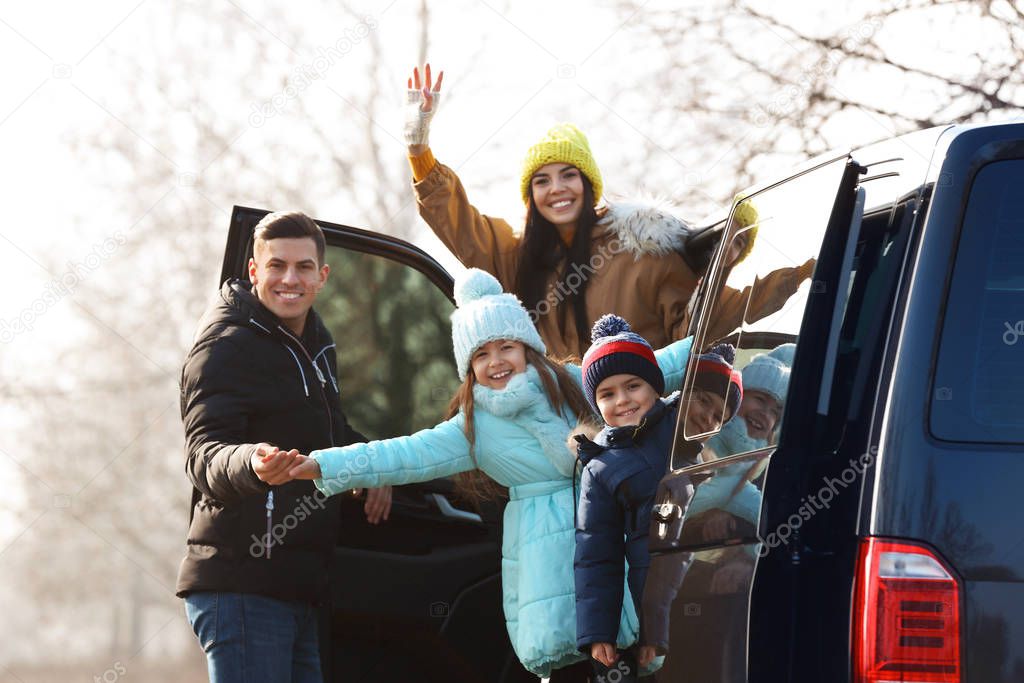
[311,337,693,677]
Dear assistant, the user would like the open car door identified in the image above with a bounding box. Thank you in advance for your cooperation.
[645,154,866,682]
[220,207,521,683]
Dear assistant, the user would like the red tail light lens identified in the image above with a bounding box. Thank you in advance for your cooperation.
[853,538,962,683]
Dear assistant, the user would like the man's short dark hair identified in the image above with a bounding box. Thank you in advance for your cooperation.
[253,211,326,265]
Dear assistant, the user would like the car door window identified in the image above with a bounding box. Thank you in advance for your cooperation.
[317,245,459,439]
[673,157,850,469]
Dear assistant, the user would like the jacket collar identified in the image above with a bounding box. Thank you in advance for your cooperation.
[575,392,681,465]
[225,279,325,347]
[193,279,327,354]
[592,197,694,257]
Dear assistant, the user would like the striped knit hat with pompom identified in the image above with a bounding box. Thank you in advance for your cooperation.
[694,343,744,420]
[450,268,546,380]
[581,314,665,412]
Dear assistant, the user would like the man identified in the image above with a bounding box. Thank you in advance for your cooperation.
[177,211,391,682]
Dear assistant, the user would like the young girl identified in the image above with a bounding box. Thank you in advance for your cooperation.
[268,268,693,681]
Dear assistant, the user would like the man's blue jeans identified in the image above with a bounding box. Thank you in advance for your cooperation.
[184,592,322,683]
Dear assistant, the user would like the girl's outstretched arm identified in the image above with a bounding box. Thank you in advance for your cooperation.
[309,415,475,497]
[654,335,694,392]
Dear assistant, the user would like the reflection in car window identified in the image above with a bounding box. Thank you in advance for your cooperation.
[932,159,1024,444]
[675,161,847,468]
[317,247,458,439]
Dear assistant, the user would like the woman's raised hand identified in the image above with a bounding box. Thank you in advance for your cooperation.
[404,63,444,150]
[408,63,443,112]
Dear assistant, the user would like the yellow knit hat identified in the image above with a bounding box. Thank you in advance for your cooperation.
[731,193,759,264]
[520,123,603,205]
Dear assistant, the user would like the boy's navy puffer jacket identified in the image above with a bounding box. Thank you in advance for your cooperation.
[573,393,682,649]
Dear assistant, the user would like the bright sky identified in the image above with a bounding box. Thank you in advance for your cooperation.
[0,0,1003,515]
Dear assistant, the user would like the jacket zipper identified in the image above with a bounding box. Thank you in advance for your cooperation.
[277,325,336,444]
[264,489,274,559]
[251,319,338,560]
[313,344,340,393]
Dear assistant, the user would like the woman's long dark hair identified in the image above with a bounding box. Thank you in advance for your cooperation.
[514,172,599,353]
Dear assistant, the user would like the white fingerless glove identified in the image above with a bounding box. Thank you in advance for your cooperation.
[403,89,440,147]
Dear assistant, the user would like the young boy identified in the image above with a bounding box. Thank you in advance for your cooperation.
[575,315,743,680]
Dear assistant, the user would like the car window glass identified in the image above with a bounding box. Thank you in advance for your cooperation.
[673,160,847,469]
[317,245,458,439]
[931,159,1024,443]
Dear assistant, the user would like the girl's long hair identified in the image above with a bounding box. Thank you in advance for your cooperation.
[513,172,599,351]
[445,347,596,505]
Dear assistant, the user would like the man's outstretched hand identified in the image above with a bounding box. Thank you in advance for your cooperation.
[252,444,301,485]
[255,450,391,525]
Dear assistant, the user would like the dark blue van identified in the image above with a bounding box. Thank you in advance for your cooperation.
[218,120,1023,682]
[647,121,1024,683]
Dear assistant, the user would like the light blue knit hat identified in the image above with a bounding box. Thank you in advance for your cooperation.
[767,342,796,368]
[450,268,546,380]
[740,353,790,405]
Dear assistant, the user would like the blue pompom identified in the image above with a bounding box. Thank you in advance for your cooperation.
[590,314,631,342]
[708,342,736,365]
[454,268,503,307]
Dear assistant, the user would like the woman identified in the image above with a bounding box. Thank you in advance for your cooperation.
[404,64,699,360]
[404,65,814,360]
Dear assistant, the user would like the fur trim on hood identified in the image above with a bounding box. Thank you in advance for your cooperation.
[598,195,695,259]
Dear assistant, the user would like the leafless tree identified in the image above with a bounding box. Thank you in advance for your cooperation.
[609,0,1024,215]
[3,0,448,672]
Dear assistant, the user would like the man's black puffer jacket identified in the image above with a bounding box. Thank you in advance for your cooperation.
[175,279,364,604]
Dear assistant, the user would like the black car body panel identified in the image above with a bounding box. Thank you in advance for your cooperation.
[657,122,1024,683]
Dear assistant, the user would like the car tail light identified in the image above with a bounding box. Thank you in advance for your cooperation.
[853,537,962,683]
